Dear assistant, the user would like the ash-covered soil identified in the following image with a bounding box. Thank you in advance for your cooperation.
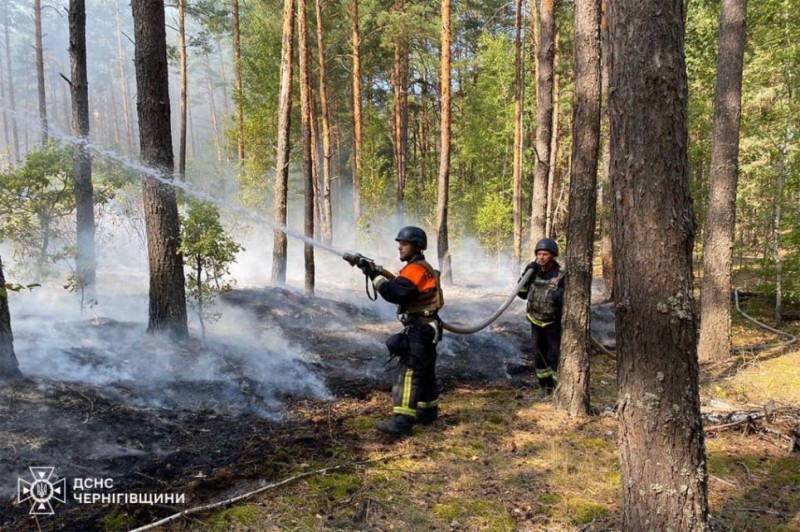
[1,284,615,530]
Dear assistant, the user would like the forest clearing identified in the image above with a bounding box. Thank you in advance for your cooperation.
[2,0,800,529]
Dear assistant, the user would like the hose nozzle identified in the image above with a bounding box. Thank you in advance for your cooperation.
[343,252,372,268]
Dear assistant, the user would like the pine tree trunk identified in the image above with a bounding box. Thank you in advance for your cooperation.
[215,37,230,120]
[69,0,96,304]
[3,1,19,162]
[531,0,555,245]
[350,0,363,224]
[0,257,22,380]
[392,0,408,217]
[310,75,322,240]
[298,0,315,296]
[116,0,135,155]
[232,0,245,162]
[599,0,613,300]
[774,131,786,325]
[205,54,222,163]
[435,0,453,283]
[698,0,747,362]
[553,0,600,417]
[314,0,333,245]
[526,0,539,252]
[177,0,187,180]
[1,60,8,156]
[545,27,560,239]
[34,0,48,146]
[131,0,188,339]
[511,0,524,270]
[271,0,295,285]
[108,79,122,146]
[608,0,710,528]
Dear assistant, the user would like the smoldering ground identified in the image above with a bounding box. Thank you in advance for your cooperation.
[0,197,616,530]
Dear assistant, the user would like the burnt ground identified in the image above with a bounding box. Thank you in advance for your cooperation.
[0,284,616,531]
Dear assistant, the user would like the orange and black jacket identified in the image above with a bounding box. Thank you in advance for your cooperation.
[374,254,440,315]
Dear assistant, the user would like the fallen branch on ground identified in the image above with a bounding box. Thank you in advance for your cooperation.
[702,404,800,453]
[128,451,412,532]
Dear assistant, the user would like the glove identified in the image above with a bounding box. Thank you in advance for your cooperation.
[358,260,380,280]
[523,261,539,276]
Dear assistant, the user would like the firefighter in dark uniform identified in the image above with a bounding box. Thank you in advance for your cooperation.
[358,226,443,437]
[517,238,565,392]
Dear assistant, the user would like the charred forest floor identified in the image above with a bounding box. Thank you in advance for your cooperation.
[1,283,800,531]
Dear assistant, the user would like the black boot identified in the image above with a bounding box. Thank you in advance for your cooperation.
[416,406,438,425]
[376,414,414,437]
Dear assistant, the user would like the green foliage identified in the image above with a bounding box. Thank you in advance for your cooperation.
[451,32,516,251]
[179,200,243,336]
[237,0,283,207]
[0,143,121,282]
[474,192,513,255]
[0,283,41,298]
[0,143,76,279]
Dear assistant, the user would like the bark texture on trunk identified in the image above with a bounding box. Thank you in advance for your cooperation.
[599,0,613,300]
[0,257,22,380]
[69,0,96,303]
[314,0,333,245]
[131,0,188,339]
[531,0,555,246]
[697,0,747,362]
[298,0,315,296]
[3,0,19,162]
[116,0,134,155]
[553,0,601,418]
[545,27,560,240]
[392,0,408,216]
[233,0,244,162]
[608,1,710,529]
[177,0,187,179]
[34,0,48,146]
[511,0,524,270]
[271,0,295,285]
[350,0,363,224]
[435,0,452,283]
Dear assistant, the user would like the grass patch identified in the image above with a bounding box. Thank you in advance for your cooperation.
[563,497,610,525]
[344,415,374,432]
[718,349,800,404]
[101,508,136,532]
[433,498,515,531]
[307,472,361,499]
[206,504,262,531]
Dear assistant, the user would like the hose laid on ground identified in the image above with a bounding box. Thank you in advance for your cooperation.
[440,269,534,334]
[591,288,798,360]
[733,288,797,350]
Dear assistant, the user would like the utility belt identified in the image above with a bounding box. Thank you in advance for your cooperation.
[398,311,442,344]
[400,310,438,326]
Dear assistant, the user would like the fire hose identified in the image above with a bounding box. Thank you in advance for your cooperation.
[344,252,533,334]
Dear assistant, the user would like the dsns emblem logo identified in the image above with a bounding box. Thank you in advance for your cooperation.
[18,467,67,515]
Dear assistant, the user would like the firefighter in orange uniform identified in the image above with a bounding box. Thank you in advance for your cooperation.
[358,226,444,437]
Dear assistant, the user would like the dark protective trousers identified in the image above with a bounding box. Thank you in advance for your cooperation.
[530,321,561,389]
[391,323,439,420]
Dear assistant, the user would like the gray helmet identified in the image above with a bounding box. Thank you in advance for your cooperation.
[534,238,559,257]
[395,226,427,250]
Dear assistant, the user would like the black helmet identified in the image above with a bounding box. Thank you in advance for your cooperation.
[395,226,427,250]
[534,238,559,257]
